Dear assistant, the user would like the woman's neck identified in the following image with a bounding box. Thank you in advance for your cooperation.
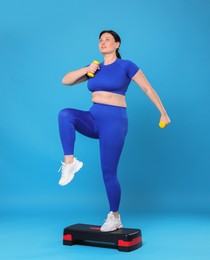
[103,54,117,65]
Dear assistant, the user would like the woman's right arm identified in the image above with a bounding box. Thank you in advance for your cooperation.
[62,62,100,86]
[62,67,89,86]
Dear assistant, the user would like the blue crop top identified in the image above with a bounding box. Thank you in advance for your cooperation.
[87,58,139,96]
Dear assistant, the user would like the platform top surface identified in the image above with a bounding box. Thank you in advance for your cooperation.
[64,223,141,236]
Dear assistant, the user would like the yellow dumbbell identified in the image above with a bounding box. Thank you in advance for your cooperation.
[87,60,100,78]
[159,121,167,128]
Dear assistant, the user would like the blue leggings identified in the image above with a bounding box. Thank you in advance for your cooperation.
[58,103,128,212]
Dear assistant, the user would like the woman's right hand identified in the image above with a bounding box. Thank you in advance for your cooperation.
[87,61,100,75]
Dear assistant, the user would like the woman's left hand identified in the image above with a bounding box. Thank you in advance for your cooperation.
[160,114,171,126]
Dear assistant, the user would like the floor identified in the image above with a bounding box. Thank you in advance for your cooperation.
[1,209,210,260]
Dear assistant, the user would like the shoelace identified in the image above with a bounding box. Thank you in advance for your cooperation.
[103,213,115,224]
[58,158,77,173]
[58,161,65,173]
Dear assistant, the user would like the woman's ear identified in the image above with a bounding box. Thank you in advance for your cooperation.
[115,42,120,49]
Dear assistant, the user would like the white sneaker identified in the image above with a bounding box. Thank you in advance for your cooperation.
[58,158,83,186]
[100,211,123,232]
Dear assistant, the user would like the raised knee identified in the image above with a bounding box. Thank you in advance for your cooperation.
[58,108,71,120]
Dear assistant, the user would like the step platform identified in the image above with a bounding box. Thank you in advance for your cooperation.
[63,223,142,252]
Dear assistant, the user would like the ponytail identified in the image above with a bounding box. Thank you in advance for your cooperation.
[116,48,121,59]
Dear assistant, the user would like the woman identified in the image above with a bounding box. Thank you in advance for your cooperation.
[58,30,170,232]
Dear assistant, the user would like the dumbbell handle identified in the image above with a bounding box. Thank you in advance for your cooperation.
[87,60,100,78]
[159,121,167,128]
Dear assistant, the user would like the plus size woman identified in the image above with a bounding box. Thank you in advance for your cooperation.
[58,30,171,232]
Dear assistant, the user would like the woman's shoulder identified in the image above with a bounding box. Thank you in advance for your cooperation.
[118,58,138,66]
[117,59,139,69]
[117,59,139,78]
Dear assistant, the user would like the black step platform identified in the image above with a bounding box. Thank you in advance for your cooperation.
[63,223,142,252]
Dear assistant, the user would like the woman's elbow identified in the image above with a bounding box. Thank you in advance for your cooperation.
[62,77,73,86]
[61,78,67,85]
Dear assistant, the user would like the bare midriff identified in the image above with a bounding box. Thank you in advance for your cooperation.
[92,91,126,108]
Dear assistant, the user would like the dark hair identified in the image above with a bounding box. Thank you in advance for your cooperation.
[99,30,121,59]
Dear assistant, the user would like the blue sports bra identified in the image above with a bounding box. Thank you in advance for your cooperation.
[87,58,139,96]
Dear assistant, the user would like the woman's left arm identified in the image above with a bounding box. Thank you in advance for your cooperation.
[132,70,171,125]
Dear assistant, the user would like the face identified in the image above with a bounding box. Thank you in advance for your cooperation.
[99,33,120,55]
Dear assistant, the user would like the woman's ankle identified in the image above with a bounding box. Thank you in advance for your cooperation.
[64,155,74,164]
[112,211,120,219]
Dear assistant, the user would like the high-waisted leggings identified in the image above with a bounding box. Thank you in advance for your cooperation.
[58,103,128,212]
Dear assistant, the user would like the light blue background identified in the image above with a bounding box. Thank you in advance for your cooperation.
[1,0,210,259]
